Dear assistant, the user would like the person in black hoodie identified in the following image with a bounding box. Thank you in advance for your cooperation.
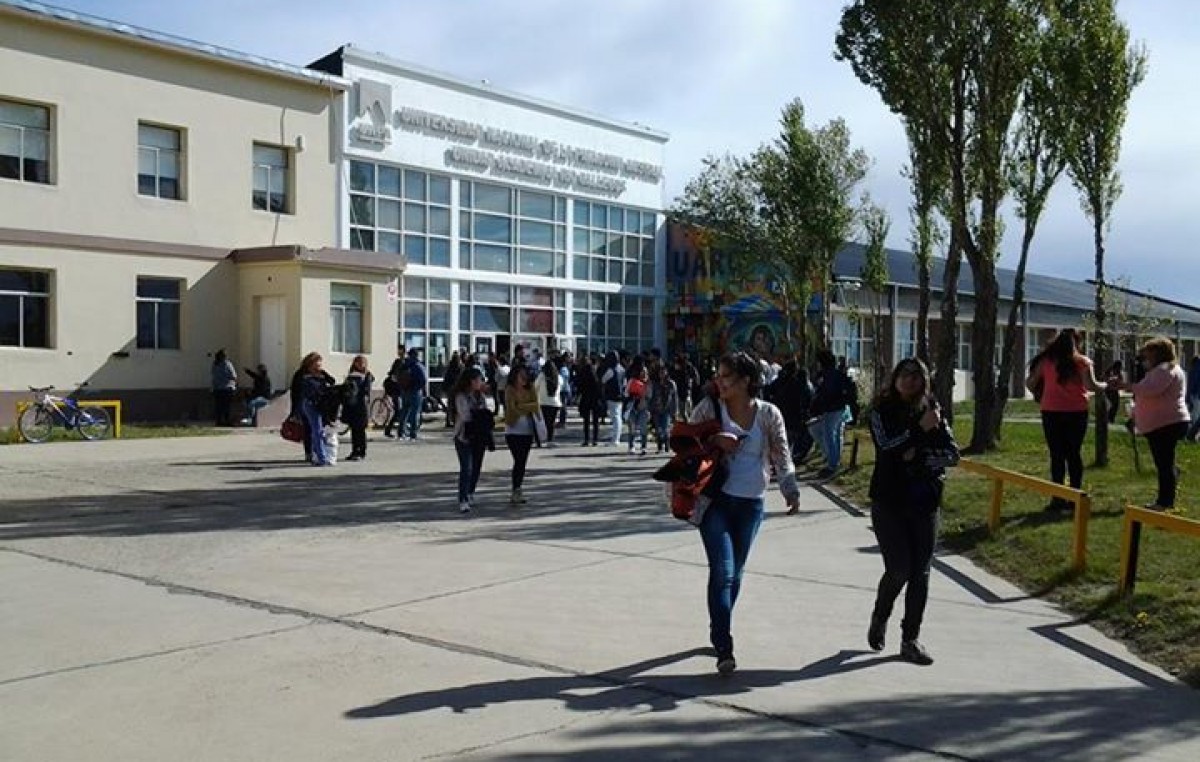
[343,355,374,461]
[866,357,960,666]
[765,360,814,465]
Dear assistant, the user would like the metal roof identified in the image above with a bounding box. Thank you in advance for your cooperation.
[833,242,1200,326]
[0,0,349,90]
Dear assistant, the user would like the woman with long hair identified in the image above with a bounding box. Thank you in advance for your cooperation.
[689,352,799,674]
[866,358,960,665]
[343,355,374,461]
[1108,337,1190,509]
[451,366,491,514]
[297,352,335,466]
[535,359,563,445]
[504,364,541,505]
[575,355,602,446]
[1025,328,1107,512]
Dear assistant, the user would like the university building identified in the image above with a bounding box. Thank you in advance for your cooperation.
[0,1,668,424]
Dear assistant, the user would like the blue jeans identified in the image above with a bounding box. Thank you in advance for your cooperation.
[401,392,423,439]
[302,399,329,465]
[698,493,765,657]
[607,400,624,444]
[627,408,648,450]
[818,409,847,470]
[246,396,270,426]
[653,411,671,451]
[454,438,486,502]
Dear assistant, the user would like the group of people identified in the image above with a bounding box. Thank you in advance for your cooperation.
[1027,328,1198,511]
[208,349,275,428]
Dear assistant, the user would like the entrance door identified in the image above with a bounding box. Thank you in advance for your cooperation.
[513,335,545,356]
[257,296,286,393]
[473,334,495,356]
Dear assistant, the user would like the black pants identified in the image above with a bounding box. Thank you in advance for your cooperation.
[580,405,600,444]
[871,503,939,642]
[213,389,234,426]
[506,434,534,490]
[1145,422,1187,507]
[1041,411,1089,490]
[540,406,558,443]
[350,422,367,457]
[1105,389,1120,424]
[383,393,402,435]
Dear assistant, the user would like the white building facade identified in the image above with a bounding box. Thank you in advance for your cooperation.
[311,46,669,375]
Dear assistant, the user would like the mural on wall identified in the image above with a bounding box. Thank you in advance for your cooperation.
[665,222,811,359]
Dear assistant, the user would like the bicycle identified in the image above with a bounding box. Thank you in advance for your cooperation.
[18,384,113,444]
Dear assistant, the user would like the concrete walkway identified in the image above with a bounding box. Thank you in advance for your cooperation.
[2,425,1197,761]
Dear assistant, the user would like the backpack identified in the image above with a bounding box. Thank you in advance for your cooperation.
[341,379,363,410]
[316,384,342,425]
[395,367,413,393]
[602,368,622,402]
[652,418,726,524]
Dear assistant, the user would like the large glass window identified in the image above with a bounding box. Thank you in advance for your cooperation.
[349,160,451,266]
[0,268,50,348]
[0,98,51,184]
[137,123,182,200]
[330,283,364,354]
[135,277,181,349]
[895,318,917,363]
[571,290,654,355]
[460,182,566,277]
[252,143,290,213]
[396,276,452,374]
[831,314,872,368]
[958,324,973,371]
[570,203,656,287]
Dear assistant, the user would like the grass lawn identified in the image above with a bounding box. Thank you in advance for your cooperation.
[836,409,1200,687]
[1,424,234,445]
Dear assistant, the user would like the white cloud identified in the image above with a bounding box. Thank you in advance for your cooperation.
[42,0,1200,304]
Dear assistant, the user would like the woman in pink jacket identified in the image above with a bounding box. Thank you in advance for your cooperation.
[1109,337,1190,510]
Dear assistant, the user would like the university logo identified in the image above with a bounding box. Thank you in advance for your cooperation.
[351,78,392,147]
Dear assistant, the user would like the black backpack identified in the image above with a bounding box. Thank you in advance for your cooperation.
[602,368,622,402]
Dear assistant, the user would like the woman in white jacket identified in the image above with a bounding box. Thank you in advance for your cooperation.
[535,359,564,446]
[689,352,800,674]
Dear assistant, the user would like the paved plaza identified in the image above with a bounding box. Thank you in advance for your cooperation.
[2,425,1198,761]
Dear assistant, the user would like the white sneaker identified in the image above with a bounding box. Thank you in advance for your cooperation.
[458,500,471,514]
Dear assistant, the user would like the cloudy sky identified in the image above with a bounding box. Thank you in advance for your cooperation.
[43,0,1200,303]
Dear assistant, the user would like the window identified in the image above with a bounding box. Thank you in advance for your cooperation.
[0,268,50,348]
[831,314,872,368]
[349,160,450,264]
[397,276,451,373]
[252,143,290,213]
[572,290,654,355]
[570,203,655,287]
[957,324,973,371]
[135,277,181,349]
[138,123,182,199]
[895,318,917,362]
[0,98,51,184]
[330,284,364,353]
[458,182,566,277]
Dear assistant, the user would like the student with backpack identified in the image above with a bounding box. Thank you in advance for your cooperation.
[342,355,374,461]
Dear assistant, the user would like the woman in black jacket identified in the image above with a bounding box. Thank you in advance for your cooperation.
[343,355,374,461]
[866,357,960,665]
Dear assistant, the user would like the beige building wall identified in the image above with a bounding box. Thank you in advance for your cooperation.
[0,10,340,250]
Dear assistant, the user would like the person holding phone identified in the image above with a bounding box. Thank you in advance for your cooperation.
[866,358,960,665]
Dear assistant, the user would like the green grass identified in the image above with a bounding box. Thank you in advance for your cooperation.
[837,412,1200,687]
[1,424,234,445]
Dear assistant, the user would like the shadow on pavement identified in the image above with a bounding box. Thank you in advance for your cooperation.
[343,647,1200,761]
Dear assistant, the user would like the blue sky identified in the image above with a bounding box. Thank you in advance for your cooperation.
[38,0,1200,304]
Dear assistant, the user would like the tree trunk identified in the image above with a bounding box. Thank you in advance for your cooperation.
[992,222,1035,440]
[1093,209,1110,467]
[917,255,932,364]
[968,263,1000,453]
[934,232,962,420]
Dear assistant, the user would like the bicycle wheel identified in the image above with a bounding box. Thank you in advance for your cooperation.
[369,396,391,427]
[77,406,113,440]
[17,404,54,443]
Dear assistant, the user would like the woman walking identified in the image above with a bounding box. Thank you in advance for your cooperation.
[504,364,541,505]
[343,355,374,461]
[535,359,563,446]
[575,355,602,446]
[1025,328,1107,512]
[647,364,678,453]
[689,352,799,674]
[866,358,960,665]
[452,367,492,514]
[1108,338,1190,510]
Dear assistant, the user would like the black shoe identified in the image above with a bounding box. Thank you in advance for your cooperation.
[383,430,395,439]
[346,454,361,461]
[868,614,886,652]
[1044,498,1071,513]
[716,653,737,675]
[900,640,934,665]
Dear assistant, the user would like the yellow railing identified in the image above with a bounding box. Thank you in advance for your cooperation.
[15,400,123,440]
[958,458,1092,571]
[1117,505,1200,595]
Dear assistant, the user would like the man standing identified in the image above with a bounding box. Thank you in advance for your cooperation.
[383,346,406,438]
[398,348,428,441]
[600,350,625,446]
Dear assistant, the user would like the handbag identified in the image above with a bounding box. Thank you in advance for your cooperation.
[530,411,548,445]
[280,416,304,443]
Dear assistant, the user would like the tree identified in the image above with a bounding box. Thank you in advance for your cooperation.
[1046,0,1147,466]
[837,0,1036,446]
[903,120,949,365]
[673,101,870,360]
[992,20,1070,439]
[859,200,891,387]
